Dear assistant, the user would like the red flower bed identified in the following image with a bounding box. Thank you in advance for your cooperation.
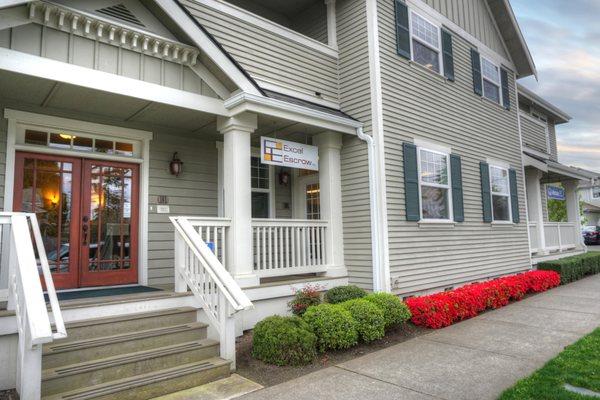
[406,271,560,329]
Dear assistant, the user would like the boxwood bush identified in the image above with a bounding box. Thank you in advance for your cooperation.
[302,304,358,351]
[324,285,366,304]
[252,315,317,366]
[364,292,412,329]
[537,252,600,284]
[340,299,385,342]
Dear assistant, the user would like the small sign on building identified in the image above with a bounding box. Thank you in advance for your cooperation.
[547,185,565,200]
[260,137,319,171]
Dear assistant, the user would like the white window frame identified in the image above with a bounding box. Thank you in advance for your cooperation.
[489,164,512,223]
[417,147,453,222]
[480,55,503,105]
[250,150,275,218]
[409,10,444,75]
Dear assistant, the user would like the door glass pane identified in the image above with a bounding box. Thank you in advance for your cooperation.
[252,192,269,218]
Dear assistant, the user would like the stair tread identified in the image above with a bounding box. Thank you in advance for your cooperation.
[42,339,220,380]
[58,307,197,329]
[42,358,231,400]
[44,322,208,355]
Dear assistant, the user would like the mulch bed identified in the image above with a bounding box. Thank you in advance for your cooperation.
[0,390,18,400]
[235,322,429,387]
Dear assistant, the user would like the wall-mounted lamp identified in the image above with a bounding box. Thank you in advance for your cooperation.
[169,152,183,177]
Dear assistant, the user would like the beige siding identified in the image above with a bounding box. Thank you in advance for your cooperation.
[181,0,339,105]
[274,167,293,218]
[337,0,374,290]
[520,115,548,154]
[292,2,328,44]
[0,24,219,98]
[420,0,508,59]
[378,0,530,295]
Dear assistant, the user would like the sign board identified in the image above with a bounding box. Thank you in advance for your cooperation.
[547,185,565,200]
[260,137,319,171]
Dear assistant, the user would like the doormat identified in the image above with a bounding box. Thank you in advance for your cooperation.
[46,286,163,302]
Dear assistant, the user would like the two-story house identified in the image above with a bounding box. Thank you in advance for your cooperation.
[0,0,592,398]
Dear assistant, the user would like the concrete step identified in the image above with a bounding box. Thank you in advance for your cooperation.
[43,322,208,369]
[58,308,198,342]
[42,358,231,400]
[42,339,220,397]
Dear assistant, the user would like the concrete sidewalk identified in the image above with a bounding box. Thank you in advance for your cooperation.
[240,274,600,400]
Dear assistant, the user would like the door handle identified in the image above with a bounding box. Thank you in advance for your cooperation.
[82,216,89,246]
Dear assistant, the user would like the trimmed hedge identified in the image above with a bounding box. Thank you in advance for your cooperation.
[537,252,600,284]
[340,299,385,342]
[324,285,366,304]
[252,316,317,366]
[303,304,358,352]
[363,292,412,329]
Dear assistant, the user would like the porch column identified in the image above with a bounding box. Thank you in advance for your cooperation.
[563,180,585,249]
[525,168,547,254]
[217,113,259,287]
[325,0,337,48]
[313,132,345,276]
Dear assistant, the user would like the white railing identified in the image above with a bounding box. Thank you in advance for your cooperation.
[170,216,252,369]
[528,222,539,253]
[252,219,329,278]
[184,217,230,266]
[543,222,578,251]
[1,213,66,399]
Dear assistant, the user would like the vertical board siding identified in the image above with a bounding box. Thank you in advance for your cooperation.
[337,0,374,290]
[520,116,548,154]
[541,183,549,222]
[180,0,340,105]
[420,0,508,59]
[0,24,219,99]
[378,0,530,295]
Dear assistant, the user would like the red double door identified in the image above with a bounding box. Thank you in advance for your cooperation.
[13,152,139,289]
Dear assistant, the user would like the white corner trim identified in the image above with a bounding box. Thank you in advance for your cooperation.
[189,0,338,58]
[0,47,229,116]
[153,0,262,96]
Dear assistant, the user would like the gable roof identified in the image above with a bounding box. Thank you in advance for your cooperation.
[486,0,537,78]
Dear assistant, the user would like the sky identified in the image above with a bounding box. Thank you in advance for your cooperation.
[511,0,600,173]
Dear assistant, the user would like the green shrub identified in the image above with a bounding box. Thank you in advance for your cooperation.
[537,252,600,284]
[324,285,366,304]
[340,299,385,342]
[302,304,358,351]
[363,292,412,329]
[252,316,317,366]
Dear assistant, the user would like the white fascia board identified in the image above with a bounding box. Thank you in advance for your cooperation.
[0,0,29,10]
[0,47,229,116]
[153,0,262,96]
[522,153,548,172]
[225,92,362,135]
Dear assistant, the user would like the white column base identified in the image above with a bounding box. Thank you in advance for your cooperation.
[234,273,260,288]
[323,264,347,278]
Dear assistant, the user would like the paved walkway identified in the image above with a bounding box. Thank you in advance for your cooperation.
[240,274,600,400]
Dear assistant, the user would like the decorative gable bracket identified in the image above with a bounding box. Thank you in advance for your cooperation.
[28,1,200,66]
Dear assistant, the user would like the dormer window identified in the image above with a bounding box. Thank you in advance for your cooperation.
[410,12,441,73]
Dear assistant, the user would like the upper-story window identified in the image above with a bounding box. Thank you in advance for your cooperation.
[489,165,511,221]
[418,148,452,220]
[481,57,501,104]
[593,187,600,199]
[410,12,442,73]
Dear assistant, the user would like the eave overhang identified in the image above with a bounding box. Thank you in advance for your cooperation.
[518,84,571,124]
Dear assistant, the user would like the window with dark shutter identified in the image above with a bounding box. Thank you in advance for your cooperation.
[471,49,483,96]
[394,0,411,59]
[501,68,511,110]
[403,143,420,221]
[480,162,492,222]
[509,169,520,223]
[450,155,464,222]
[441,29,454,81]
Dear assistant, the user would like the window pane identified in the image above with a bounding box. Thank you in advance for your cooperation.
[251,192,269,218]
[411,13,439,48]
[251,156,269,189]
[95,139,114,154]
[25,130,47,145]
[420,149,448,185]
[115,142,134,156]
[73,136,93,151]
[483,80,500,103]
[421,186,449,219]
[49,133,71,149]
[481,58,499,83]
[306,183,320,220]
[490,167,509,194]
[413,40,440,73]
[493,195,510,221]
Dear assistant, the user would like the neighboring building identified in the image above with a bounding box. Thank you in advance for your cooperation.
[579,176,600,226]
[0,0,593,398]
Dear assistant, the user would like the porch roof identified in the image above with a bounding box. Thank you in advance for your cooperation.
[523,151,596,182]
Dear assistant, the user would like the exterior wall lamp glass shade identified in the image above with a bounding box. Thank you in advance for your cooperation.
[170,152,183,177]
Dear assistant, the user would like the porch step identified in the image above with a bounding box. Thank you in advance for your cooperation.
[41,339,220,396]
[43,322,208,369]
[42,358,231,400]
[57,307,197,341]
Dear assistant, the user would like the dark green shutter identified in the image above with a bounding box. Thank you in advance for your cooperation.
[500,68,510,110]
[509,168,520,223]
[394,0,411,59]
[442,29,454,81]
[403,143,420,221]
[480,162,492,222]
[450,154,464,222]
[471,49,482,96]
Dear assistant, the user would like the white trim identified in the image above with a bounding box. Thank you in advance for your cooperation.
[522,146,550,161]
[413,137,451,154]
[189,63,231,100]
[3,109,152,287]
[0,47,229,116]
[520,111,549,128]
[408,10,444,76]
[417,147,453,222]
[255,80,340,110]
[325,0,337,49]
[489,164,512,223]
[216,141,224,217]
[480,55,503,105]
[249,150,275,219]
[188,0,338,58]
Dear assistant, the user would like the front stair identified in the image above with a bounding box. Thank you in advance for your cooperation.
[41,307,231,400]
